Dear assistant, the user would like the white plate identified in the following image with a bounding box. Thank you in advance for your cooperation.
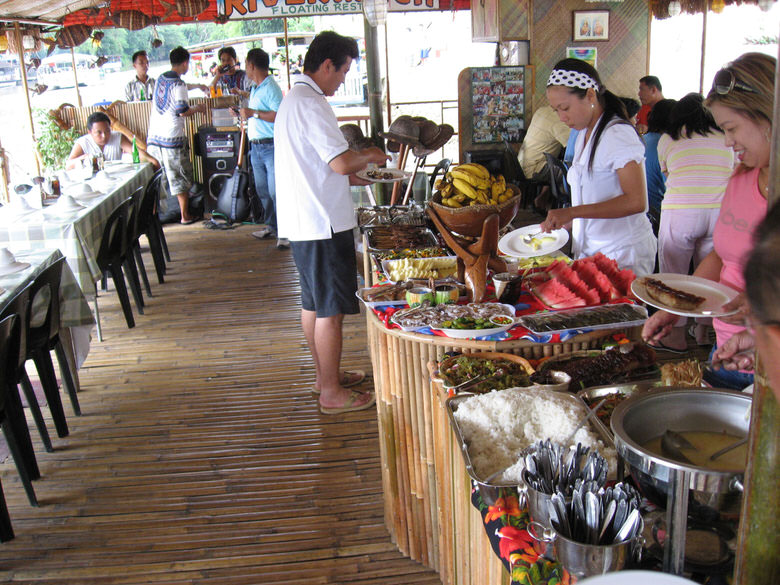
[578,571,698,585]
[0,261,30,276]
[631,273,740,318]
[430,321,515,339]
[498,224,569,258]
[356,168,411,183]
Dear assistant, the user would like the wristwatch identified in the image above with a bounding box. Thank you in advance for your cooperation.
[253,112,260,119]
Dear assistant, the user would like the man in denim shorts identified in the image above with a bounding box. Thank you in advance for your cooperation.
[147,46,209,224]
[275,32,388,415]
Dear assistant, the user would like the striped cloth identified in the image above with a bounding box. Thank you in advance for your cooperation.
[658,130,734,209]
[147,72,190,149]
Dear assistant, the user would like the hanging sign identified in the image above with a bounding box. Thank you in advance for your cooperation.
[218,0,439,19]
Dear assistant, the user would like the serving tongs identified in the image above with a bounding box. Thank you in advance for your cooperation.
[450,367,506,395]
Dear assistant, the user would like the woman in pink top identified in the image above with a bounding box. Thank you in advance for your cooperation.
[643,52,774,390]
[654,93,734,350]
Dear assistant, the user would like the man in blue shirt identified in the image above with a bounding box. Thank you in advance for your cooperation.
[239,48,286,248]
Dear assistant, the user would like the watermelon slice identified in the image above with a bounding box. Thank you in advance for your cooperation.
[548,260,600,305]
[572,259,620,302]
[586,253,637,297]
[532,278,587,309]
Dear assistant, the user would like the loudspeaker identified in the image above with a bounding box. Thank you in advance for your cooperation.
[195,125,243,211]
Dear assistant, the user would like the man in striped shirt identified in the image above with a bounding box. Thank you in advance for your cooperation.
[147,46,209,224]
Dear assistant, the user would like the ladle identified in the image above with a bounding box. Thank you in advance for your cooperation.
[660,430,696,465]
[709,436,748,461]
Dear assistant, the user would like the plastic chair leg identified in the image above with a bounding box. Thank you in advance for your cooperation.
[1,418,38,507]
[155,218,171,263]
[18,371,53,453]
[123,255,145,314]
[0,482,13,541]
[145,229,165,284]
[54,340,81,416]
[110,264,135,329]
[133,244,153,297]
[4,379,42,475]
[30,349,69,438]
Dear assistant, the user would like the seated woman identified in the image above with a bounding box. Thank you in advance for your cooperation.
[66,112,157,170]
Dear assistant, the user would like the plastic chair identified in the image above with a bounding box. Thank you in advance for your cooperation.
[0,313,39,509]
[544,152,571,208]
[125,186,150,307]
[428,158,451,191]
[96,197,135,329]
[25,256,82,439]
[137,170,167,284]
[0,285,52,454]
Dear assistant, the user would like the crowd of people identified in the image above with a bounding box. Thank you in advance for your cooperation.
[532,52,775,392]
[65,35,775,404]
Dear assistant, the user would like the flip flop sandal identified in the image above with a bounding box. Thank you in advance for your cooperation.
[319,390,376,415]
[311,370,366,394]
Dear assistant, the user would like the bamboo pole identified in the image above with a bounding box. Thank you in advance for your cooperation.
[70,47,83,108]
[283,19,291,91]
[699,8,708,95]
[13,23,40,177]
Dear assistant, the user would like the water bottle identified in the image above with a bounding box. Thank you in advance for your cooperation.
[132,135,140,164]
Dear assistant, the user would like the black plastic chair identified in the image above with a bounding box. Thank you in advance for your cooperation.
[124,186,150,309]
[544,152,571,209]
[96,198,136,329]
[25,256,82,440]
[0,285,52,455]
[137,170,167,284]
[428,158,452,191]
[0,313,39,510]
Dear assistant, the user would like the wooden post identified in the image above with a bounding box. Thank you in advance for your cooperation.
[734,44,780,585]
[70,48,83,108]
[283,19,291,91]
[14,22,41,177]
[699,9,708,95]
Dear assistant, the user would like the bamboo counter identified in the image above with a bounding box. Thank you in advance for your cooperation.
[366,311,641,585]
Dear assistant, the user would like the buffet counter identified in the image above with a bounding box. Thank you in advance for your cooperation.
[366,310,642,584]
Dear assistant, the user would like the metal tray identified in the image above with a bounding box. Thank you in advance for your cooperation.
[576,381,663,437]
[445,389,615,504]
[358,205,428,230]
[516,303,648,335]
[364,225,438,252]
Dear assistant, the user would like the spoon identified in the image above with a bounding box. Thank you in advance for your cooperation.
[660,430,696,464]
[522,229,544,245]
[562,399,607,446]
[709,436,748,461]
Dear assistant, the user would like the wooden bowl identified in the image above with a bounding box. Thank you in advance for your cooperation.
[427,185,521,237]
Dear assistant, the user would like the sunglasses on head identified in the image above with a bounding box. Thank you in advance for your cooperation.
[712,68,759,95]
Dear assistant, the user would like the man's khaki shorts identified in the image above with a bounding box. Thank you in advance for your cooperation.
[149,144,193,196]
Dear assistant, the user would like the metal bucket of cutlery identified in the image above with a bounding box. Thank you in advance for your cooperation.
[527,518,644,577]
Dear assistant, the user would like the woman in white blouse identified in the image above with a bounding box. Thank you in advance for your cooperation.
[67,112,157,170]
[541,59,657,275]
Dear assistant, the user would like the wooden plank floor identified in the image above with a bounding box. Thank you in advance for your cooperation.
[0,224,443,585]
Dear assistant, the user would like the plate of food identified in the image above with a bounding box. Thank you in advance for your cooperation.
[382,256,458,283]
[356,282,410,308]
[430,304,517,339]
[498,224,569,258]
[356,168,411,183]
[631,274,739,318]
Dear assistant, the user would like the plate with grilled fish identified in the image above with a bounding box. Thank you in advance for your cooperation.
[631,274,739,317]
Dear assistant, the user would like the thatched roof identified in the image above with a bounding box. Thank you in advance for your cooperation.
[649,0,774,19]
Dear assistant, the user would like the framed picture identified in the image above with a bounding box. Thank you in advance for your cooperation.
[470,66,527,144]
[573,10,610,42]
[566,47,597,69]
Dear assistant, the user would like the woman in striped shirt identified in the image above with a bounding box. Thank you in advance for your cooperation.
[654,93,734,350]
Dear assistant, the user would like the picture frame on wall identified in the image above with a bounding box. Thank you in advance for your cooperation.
[573,10,610,42]
[566,47,597,69]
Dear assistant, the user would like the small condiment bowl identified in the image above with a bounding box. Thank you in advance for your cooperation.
[530,370,572,392]
[0,248,16,267]
[489,315,514,327]
[492,272,515,299]
[406,286,434,308]
[434,284,459,305]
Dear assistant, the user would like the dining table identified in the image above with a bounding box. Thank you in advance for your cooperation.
[0,248,93,389]
[0,162,154,342]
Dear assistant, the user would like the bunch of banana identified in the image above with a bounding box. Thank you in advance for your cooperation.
[435,163,515,208]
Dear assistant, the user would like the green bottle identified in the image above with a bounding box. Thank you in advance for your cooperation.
[139,86,145,101]
[132,135,140,164]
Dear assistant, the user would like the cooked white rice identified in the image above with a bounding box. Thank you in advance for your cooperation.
[452,388,617,484]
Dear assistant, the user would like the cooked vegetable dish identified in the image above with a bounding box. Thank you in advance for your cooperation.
[440,356,532,394]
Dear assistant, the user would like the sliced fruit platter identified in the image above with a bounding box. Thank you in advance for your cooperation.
[382,256,458,282]
[527,253,636,310]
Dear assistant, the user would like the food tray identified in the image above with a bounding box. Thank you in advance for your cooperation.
[445,390,614,502]
[359,207,428,231]
[356,287,408,309]
[382,256,458,283]
[430,303,517,339]
[436,351,535,393]
[517,303,648,335]
[538,348,661,393]
[365,225,438,251]
[576,381,662,436]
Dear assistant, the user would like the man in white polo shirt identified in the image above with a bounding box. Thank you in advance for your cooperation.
[275,31,387,415]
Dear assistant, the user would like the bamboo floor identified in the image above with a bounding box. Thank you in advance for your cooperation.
[0,223,443,585]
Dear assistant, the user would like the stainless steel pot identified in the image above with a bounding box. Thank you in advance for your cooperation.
[610,388,751,574]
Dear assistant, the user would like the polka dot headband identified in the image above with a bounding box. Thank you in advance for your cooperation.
[547,69,600,91]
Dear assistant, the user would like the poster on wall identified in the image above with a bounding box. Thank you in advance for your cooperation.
[566,47,597,69]
[471,66,526,144]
